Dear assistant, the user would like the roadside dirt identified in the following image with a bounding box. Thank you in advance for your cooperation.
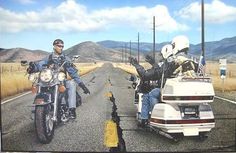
[215,90,236,101]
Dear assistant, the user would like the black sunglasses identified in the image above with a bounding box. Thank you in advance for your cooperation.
[56,45,64,48]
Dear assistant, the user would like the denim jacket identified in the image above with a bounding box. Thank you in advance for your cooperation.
[33,52,82,84]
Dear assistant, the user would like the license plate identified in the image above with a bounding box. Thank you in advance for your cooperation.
[181,106,199,118]
[184,107,197,115]
[104,120,118,147]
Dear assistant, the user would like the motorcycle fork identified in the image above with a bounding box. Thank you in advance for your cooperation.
[52,85,59,122]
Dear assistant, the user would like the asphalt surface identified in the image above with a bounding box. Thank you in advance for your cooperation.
[1,63,236,152]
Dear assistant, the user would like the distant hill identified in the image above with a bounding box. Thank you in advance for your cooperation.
[0,48,49,62]
[64,41,145,62]
[97,40,169,52]
[189,36,236,61]
[1,36,235,63]
[98,36,236,62]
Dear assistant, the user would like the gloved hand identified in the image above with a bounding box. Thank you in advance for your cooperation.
[145,55,155,65]
[27,62,36,74]
[78,82,90,94]
[129,57,138,66]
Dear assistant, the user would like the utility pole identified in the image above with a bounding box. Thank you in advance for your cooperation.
[138,32,140,64]
[129,40,131,58]
[124,43,127,64]
[153,16,156,63]
[129,40,131,65]
[201,0,205,57]
[122,47,124,63]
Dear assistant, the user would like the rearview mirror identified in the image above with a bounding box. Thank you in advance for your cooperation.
[21,60,28,66]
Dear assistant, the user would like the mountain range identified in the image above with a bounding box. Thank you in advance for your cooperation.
[0,36,235,63]
[97,36,236,62]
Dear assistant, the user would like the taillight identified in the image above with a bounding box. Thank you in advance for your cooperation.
[163,96,214,101]
[150,118,215,124]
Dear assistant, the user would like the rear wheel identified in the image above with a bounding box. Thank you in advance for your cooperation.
[197,132,208,141]
[35,104,54,144]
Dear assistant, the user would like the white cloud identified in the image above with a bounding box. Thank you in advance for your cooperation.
[0,0,188,33]
[177,0,236,24]
[15,0,36,5]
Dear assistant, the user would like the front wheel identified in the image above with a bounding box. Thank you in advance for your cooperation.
[35,105,54,144]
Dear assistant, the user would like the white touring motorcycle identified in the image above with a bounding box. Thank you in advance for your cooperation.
[132,72,215,141]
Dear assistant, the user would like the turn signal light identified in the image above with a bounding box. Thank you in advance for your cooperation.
[59,85,66,93]
[163,96,214,101]
[31,86,38,94]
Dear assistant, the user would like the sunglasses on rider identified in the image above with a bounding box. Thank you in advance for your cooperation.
[56,45,64,48]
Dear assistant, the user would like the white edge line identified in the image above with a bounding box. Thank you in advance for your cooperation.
[1,67,98,105]
[1,91,31,105]
[1,92,235,106]
[215,96,236,104]
[1,70,91,105]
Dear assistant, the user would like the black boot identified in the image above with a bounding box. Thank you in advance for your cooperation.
[69,108,76,119]
[138,119,148,128]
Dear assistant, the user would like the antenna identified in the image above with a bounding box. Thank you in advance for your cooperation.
[201,0,205,57]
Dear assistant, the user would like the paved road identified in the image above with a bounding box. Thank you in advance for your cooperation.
[1,63,236,152]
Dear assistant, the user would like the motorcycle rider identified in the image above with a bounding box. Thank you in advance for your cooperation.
[171,35,198,77]
[27,39,90,119]
[129,44,176,127]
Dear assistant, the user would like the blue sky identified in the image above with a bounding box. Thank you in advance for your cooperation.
[0,0,236,51]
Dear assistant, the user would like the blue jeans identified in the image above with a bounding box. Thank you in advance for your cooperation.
[141,88,160,120]
[66,80,77,108]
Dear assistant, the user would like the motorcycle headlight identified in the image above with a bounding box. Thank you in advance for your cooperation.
[58,72,66,81]
[40,69,52,82]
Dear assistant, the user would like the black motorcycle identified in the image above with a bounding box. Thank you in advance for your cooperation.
[22,61,81,144]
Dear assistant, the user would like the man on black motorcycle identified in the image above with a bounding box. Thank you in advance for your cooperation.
[27,39,90,119]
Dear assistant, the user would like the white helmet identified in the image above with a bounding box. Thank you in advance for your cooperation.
[161,44,173,59]
[171,35,189,55]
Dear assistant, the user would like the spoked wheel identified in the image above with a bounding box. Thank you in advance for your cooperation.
[35,104,55,144]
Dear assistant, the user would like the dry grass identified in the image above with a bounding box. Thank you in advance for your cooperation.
[112,62,151,76]
[1,72,32,99]
[1,63,27,73]
[1,62,104,101]
[74,62,104,75]
[115,62,236,91]
[206,62,236,91]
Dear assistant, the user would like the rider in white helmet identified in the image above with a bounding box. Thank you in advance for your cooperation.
[129,44,177,127]
[161,44,174,61]
[171,35,190,55]
[171,35,197,77]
